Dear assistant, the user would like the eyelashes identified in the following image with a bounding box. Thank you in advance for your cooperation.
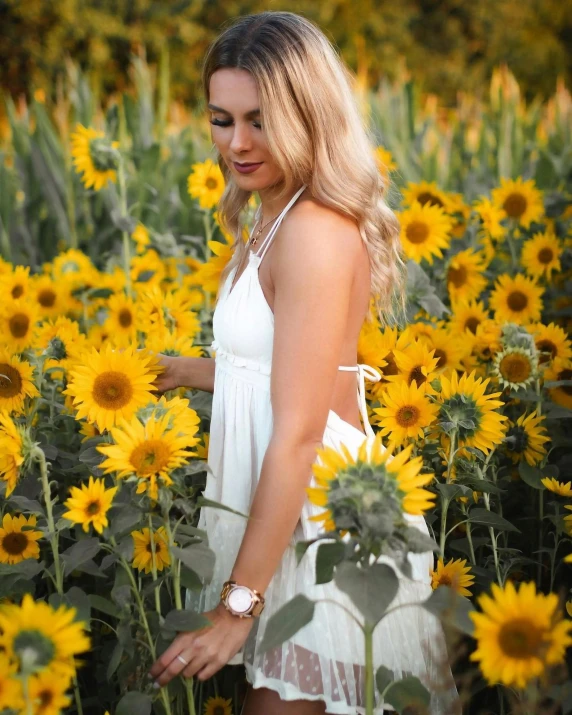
[209,119,262,129]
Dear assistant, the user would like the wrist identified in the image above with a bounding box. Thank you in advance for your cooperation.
[220,580,265,618]
[173,356,188,389]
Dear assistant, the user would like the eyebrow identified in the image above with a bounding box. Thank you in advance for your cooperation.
[207,103,260,117]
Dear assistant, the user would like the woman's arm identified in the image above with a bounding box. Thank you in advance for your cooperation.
[230,204,361,594]
[177,356,216,393]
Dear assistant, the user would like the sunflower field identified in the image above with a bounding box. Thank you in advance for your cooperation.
[1,49,572,715]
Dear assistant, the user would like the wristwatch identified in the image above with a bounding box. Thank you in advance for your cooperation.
[220,580,265,618]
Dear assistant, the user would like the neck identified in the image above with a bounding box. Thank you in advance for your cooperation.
[256,183,305,221]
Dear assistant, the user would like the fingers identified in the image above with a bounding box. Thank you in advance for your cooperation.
[149,635,193,685]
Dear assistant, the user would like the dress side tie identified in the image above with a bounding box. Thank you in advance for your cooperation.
[338,363,382,439]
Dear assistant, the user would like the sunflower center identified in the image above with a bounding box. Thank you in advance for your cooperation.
[88,137,118,172]
[536,339,556,363]
[465,317,480,334]
[537,248,554,264]
[130,440,171,476]
[499,354,531,384]
[433,348,447,368]
[92,371,134,409]
[507,290,528,312]
[498,619,543,658]
[396,406,420,427]
[448,264,468,288]
[11,284,24,299]
[508,425,528,454]
[382,352,399,377]
[39,689,54,706]
[118,308,133,328]
[416,192,444,208]
[438,574,452,586]
[213,707,226,715]
[0,363,23,398]
[503,193,527,219]
[2,531,29,555]
[38,289,57,307]
[408,366,426,386]
[205,177,219,190]
[9,313,30,339]
[556,368,572,396]
[85,500,101,516]
[405,221,429,245]
[13,630,56,670]
[441,395,481,440]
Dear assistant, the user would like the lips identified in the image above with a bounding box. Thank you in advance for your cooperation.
[235,162,262,167]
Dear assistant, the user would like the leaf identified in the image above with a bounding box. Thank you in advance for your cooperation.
[179,564,203,592]
[171,544,215,583]
[376,665,394,693]
[468,508,520,533]
[7,495,45,516]
[115,691,152,715]
[519,462,544,490]
[49,587,91,626]
[106,641,124,680]
[259,595,316,654]
[435,483,473,500]
[196,496,249,519]
[334,562,399,625]
[384,676,431,714]
[89,594,120,618]
[315,542,345,584]
[110,505,143,535]
[421,585,475,636]
[295,539,315,566]
[62,537,101,576]
[162,609,211,633]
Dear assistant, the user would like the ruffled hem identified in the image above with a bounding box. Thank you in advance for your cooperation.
[211,339,272,375]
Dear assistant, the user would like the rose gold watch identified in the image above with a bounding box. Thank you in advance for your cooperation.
[220,580,265,618]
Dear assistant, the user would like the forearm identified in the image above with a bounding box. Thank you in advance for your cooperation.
[230,437,321,594]
[178,356,216,393]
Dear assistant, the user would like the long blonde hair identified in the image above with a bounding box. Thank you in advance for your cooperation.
[202,11,405,324]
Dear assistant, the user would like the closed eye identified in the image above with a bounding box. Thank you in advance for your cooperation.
[210,119,262,129]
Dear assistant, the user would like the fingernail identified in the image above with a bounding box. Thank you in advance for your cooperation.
[152,682,161,689]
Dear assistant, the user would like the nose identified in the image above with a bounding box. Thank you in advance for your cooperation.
[229,122,253,154]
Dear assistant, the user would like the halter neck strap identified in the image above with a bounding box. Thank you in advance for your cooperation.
[254,185,307,261]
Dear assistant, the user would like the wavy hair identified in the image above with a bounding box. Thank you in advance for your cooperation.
[202,11,405,324]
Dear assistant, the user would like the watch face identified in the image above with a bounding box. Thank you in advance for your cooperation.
[228,586,253,613]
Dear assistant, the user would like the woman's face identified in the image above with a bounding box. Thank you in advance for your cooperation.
[208,68,283,191]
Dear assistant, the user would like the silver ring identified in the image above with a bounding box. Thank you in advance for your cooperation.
[177,654,188,665]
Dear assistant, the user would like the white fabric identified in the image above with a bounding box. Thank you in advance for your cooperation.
[186,186,460,713]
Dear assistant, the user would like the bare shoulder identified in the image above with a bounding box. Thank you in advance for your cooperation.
[274,197,364,271]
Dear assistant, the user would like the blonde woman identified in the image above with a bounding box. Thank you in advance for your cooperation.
[149,11,459,714]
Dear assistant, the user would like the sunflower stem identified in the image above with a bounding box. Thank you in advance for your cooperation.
[147,512,163,617]
[439,497,450,555]
[465,515,477,566]
[33,445,63,594]
[536,489,544,588]
[21,674,33,715]
[162,506,197,715]
[506,224,519,273]
[364,623,375,715]
[117,157,132,299]
[72,675,84,715]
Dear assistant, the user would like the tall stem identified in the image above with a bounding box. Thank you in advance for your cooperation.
[537,489,544,588]
[33,446,63,594]
[117,159,132,298]
[439,498,450,556]
[148,513,162,617]
[364,624,375,715]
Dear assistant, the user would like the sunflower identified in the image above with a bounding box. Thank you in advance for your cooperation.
[51,249,95,282]
[565,506,572,537]
[0,513,42,565]
[145,331,203,358]
[491,177,545,229]
[62,476,118,534]
[98,413,197,500]
[493,347,537,391]
[489,274,543,325]
[203,696,233,715]
[28,669,72,715]
[0,594,90,679]
[430,557,475,597]
[530,323,571,367]
[185,239,234,294]
[469,580,572,689]
[132,222,151,254]
[33,316,88,376]
[131,526,172,574]
[187,159,225,210]
[470,320,504,363]
[473,196,506,241]
[64,344,157,432]
[31,274,67,318]
[0,265,31,301]
[540,478,572,498]
[0,298,39,352]
[505,410,549,466]
[0,348,39,414]
[375,146,397,182]
[0,653,23,711]
[373,380,438,445]
[396,200,453,264]
[446,249,488,303]
[390,339,440,394]
[137,286,201,341]
[449,299,489,337]
[70,123,119,191]
[420,327,468,376]
[437,371,508,455]
[130,249,166,292]
[521,231,562,280]
[401,180,455,213]
[0,413,25,496]
[103,293,139,347]
[357,324,405,399]
[308,437,436,534]
[544,360,572,409]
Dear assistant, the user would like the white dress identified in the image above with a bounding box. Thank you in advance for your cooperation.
[187,186,460,713]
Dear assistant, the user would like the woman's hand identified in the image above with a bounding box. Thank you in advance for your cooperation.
[152,354,184,394]
[148,603,255,686]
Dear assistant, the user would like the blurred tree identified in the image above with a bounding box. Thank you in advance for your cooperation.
[0,0,571,105]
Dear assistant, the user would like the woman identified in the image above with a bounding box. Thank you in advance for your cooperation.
[149,11,459,714]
